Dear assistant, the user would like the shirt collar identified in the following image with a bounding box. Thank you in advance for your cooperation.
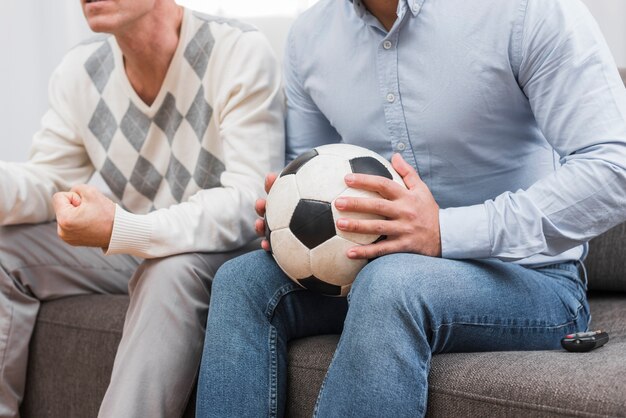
[349,0,424,18]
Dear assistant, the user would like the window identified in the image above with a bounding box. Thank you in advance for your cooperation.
[175,0,319,17]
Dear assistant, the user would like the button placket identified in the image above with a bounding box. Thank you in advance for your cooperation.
[377,23,419,171]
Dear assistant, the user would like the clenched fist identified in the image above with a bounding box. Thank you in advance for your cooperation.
[53,185,116,249]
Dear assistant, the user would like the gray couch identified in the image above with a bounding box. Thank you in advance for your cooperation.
[21,71,626,417]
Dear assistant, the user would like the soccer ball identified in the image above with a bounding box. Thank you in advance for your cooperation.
[265,144,405,297]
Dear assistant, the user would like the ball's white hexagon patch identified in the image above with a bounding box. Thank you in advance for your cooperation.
[296,155,351,203]
[332,188,384,245]
[316,143,377,160]
[270,228,312,281]
[265,174,300,231]
[310,235,367,287]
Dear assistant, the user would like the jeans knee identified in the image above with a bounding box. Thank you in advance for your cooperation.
[212,250,289,304]
[211,257,249,296]
[349,254,450,315]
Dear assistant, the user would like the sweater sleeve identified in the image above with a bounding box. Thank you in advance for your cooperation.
[106,30,285,258]
[0,61,94,226]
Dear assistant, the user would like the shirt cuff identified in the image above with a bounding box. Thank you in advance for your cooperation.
[106,205,152,257]
[439,204,492,260]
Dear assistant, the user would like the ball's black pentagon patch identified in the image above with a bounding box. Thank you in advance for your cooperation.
[289,199,335,249]
[280,149,319,178]
[299,276,342,296]
[349,157,392,180]
[264,214,273,254]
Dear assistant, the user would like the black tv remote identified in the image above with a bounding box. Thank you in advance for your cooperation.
[561,330,609,352]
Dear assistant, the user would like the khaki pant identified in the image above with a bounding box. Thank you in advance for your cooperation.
[0,222,255,418]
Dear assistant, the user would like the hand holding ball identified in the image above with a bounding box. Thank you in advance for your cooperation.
[264,144,406,296]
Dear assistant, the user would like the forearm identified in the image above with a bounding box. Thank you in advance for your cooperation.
[106,186,258,258]
[440,144,626,261]
[0,162,62,225]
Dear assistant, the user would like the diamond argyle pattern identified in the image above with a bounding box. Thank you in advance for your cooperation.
[130,156,163,201]
[194,148,225,190]
[166,156,192,202]
[83,15,230,212]
[100,158,128,200]
[120,102,151,152]
[89,99,118,151]
[186,86,213,141]
[154,93,184,144]
[84,41,114,94]
[184,23,215,79]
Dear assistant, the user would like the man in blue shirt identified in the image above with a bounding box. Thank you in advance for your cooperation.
[196,0,626,416]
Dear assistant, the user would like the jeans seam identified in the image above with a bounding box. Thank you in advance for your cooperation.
[433,302,586,333]
[268,325,278,418]
[264,282,303,418]
[264,283,302,321]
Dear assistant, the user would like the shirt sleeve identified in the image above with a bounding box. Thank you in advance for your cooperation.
[0,62,94,226]
[440,0,626,261]
[106,30,285,258]
[284,26,342,163]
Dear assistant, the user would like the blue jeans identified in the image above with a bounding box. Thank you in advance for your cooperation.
[196,250,589,417]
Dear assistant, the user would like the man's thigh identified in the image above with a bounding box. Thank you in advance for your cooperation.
[0,222,139,300]
[351,254,590,352]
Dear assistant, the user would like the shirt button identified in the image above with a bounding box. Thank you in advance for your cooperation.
[383,40,393,50]
[396,142,406,151]
[386,93,395,103]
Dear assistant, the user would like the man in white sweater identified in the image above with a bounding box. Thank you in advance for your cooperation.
[0,0,284,417]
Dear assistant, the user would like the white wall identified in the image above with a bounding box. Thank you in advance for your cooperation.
[1,2,625,163]
[0,2,91,162]
[583,0,626,68]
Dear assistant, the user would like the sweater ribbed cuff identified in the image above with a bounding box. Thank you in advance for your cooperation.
[106,205,152,256]
[439,204,492,260]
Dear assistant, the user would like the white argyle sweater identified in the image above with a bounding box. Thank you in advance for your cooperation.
[0,9,285,258]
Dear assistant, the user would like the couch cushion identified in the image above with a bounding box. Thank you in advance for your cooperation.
[23,293,625,418]
[21,295,128,418]
[21,295,196,418]
[287,295,626,417]
[586,222,626,292]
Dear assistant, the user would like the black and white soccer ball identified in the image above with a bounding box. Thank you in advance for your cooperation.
[265,144,405,297]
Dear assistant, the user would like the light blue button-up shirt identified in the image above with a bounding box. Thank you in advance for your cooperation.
[284,0,626,266]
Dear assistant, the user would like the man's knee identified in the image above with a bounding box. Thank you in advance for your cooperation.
[349,254,456,313]
[212,250,292,303]
[131,253,214,298]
